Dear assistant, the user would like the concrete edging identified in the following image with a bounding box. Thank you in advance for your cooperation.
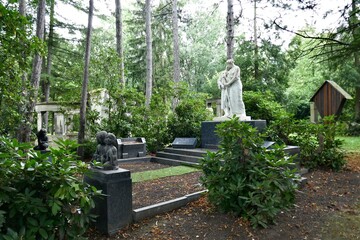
[132,189,208,222]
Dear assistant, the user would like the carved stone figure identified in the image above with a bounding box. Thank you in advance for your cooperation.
[104,133,118,170]
[93,131,108,163]
[34,129,49,151]
[93,131,118,170]
[217,59,247,118]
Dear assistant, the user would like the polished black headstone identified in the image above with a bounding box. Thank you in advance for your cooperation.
[172,138,197,149]
[201,120,267,148]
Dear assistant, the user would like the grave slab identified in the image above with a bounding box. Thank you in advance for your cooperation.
[172,138,197,149]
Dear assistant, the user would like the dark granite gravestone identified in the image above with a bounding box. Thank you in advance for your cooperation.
[201,120,267,148]
[117,137,146,159]
[172,138,197,149]
[84,168,132,235]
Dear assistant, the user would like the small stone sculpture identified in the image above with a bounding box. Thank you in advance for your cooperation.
[93,131,108,163]
[93,131,118,170]
[34,129,49,151]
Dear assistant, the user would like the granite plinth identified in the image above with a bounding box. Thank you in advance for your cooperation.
[84,168,132,235]
[201,120,267,148]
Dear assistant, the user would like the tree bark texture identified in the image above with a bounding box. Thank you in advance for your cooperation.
[115,0,125,87]
[351,0,360,122]
[42,0,55,131]
[226,0,234,60]
[172,0,180,83]
[22,0,45,142]
[145,0,153,108]
[254,0,259,81]
[77,0,94,158]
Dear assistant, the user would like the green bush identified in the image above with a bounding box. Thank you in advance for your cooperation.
[0,138,101,239]
[200,117,298,228]
[243,91,289,123]
[266,116,345,171]
[168,93,213,144]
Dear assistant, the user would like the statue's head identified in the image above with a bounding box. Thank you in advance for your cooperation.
[226,59,234,70]
[105,133,117,147]
[37,128,47,138]
[96,131,108,145]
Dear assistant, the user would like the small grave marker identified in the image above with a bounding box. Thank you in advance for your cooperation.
[172,138,197,149]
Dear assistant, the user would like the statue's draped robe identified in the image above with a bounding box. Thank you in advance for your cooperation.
[221,65,246,116]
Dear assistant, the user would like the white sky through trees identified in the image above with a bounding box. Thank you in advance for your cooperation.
[57,0,347,48]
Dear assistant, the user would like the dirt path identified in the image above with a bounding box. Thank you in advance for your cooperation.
[87,153,360,240]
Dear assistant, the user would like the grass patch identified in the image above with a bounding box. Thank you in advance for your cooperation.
[337,136,360,153]
[321,203,360,240]
[132,165,199,183]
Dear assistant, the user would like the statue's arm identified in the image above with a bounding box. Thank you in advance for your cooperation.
[217,72,225,89]
[224,67,240,87]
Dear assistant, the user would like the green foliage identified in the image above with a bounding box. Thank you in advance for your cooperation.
[168,91,213,143]
[234,38,293,102]
[0,3,42,136]
[243,91,289,123]
[131,90,172,153]
[0,137,101,239]
[200,117,298,228]
[267,116,346,171]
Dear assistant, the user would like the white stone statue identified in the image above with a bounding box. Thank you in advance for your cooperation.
[217,59,250,120]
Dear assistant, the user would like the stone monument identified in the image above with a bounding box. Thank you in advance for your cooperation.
[93,131,118,170]
[201,59,266,148]
[216,59,251,121]
[85,131,132,235]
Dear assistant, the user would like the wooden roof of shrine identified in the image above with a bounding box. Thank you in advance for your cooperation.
[310,80,352,118]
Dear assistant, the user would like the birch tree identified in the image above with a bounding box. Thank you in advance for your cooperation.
[145,0,153,107]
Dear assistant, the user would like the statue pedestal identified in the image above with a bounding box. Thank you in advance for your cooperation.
[201,119,266,148]
[84,168,132,235]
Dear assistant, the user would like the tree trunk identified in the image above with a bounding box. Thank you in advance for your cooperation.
[42,0,55,131]
[254,0,259,81]
[172,0,180,110]
[226,0,234,60]
[21,0,46,142]
[115,0,125,87]
[351,0,360,122]
[17,0,27,142]
[77,0,94,158]
[145,0,153,108]
[172,0,180,84]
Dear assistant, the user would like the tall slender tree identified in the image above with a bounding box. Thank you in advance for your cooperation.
[253,0,259,81]
[226,0,235,59]
[22,0,46,142]
[77,0,94,158]
[41,0,55,130]
[115,0,125,87]
[145,0,153,107]
[172,0,180,84]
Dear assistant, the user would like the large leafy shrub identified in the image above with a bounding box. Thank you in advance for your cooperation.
[243,91,289,123]
[0,138,101,239]
[200,117,298,228]
[168,92,213,143]
[266,116,345,171]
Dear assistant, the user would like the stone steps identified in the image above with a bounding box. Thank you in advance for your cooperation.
[156,151,203,163]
